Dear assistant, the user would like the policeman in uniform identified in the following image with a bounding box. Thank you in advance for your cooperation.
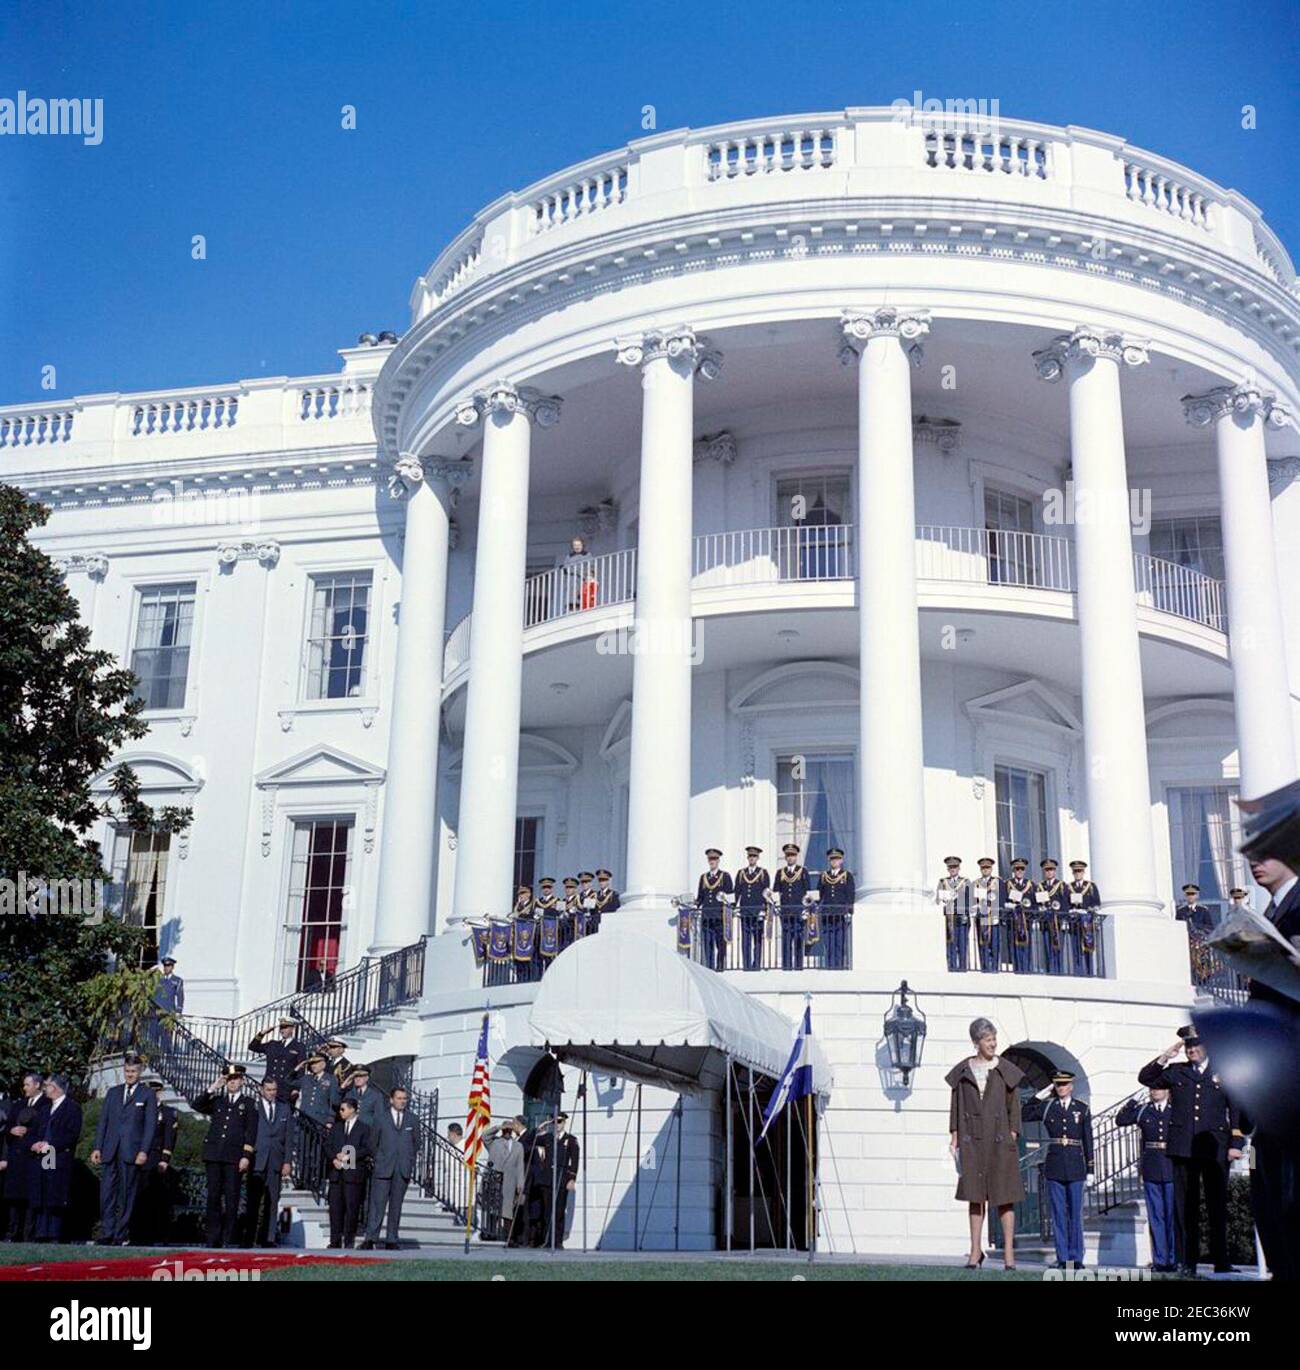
[1003,857,1035,974]
[936,856,970,972]
[131,1079,177,1245]
[1036,859,1067,975]
[696,849,734,971]
[970,857,1001,973]
[1138,1033,1243,1276]
[194,1064,258,1248]
[776,844,810,970]
[818,848,854,970]
[1117,1086,1176,1271]
[590,868,618,932]
[734,847,770,971]
[150,956,184,1053]
[1065,860,1100,977]
[248,1018,306,1103]
[1022,1070,1093,1268]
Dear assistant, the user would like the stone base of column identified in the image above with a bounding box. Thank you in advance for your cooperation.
[851,900,948,975]
[1102,905,1190,988]
[603,907,679,954]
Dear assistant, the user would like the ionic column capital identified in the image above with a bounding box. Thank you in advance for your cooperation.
[50,550,110,579]
[1033,326,1150,381]
[838,307,931,368]
[453,382,563,429]
[614,325,722,379]
[386,453,473,500]
[1181,381,1293,430]
[1268,455,1300,494]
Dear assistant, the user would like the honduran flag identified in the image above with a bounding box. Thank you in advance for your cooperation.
[758,1003,815,1141]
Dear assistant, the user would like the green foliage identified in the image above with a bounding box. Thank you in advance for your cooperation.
[0,486,192,1088]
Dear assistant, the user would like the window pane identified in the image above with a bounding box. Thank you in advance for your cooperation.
[131,583,196,710]
[1150,517,1225,581]
[514,816,541,893]
[995,765,1050,875]
[1167,785,1246,920]
[285,818,353,990]
[304,572,372,699]
[776,753,855,871]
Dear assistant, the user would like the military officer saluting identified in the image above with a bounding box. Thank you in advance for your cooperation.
[248,1018,306,1103]
[1003,857,1035,974]
[591,868,619,934]
[696,849,734,972]
[1022,1070,1093,1269]
[971,857,1001,973]
[776,844,810,970]
[936,856,970,972]
[1036,858,1067,975]
[194,1064,258,1249]
[1065,860,1100,977]
[734,847,770,971]
[818,848,854,970]
[1117,1087,1177,1271]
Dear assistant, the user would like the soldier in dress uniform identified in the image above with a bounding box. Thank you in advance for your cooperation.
[149,956,184,1054]
[1138,1033,1244,1276]
[344,1064,385,1131]
[1225,886,1251,914]
[591,869,619,933]
[696,849,734,971]
[734,847,770,972]
[970,857,1001,973]
[325,1038,354,1093]
[248,1018,306,1104]
[576,871,597,935]
[1022,1070,1093,1269]
[561,877,581,949]
[1003,857,1035,975]
[535,877,562,972]
[1117,1087,1177,1271]
[131,1079,178,1245]
[1065,860,1101,977]
[936,856,970,972]
[194,1064,258,1248]
[1036,859,1067,975]
[1174,882,1216,936]
[818,848,854,970]
[511,884,538,983]
[776,844,810,971]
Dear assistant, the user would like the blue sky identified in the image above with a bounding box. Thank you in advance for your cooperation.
[2,0,1297,405]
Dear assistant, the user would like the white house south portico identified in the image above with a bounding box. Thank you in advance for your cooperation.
[9,107,1300,1256]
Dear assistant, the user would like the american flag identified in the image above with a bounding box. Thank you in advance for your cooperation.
[463,1012,491,1171]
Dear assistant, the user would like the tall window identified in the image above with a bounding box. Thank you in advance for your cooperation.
[108,827,171,968]
[994,765,1052,875]
[1167,785,1248,918]
[984,489,1036,586]
[304,572,372,700]
[1149,517,1225,580]
[775,472,851,579]
[776,753,855,871]
[131,583,196,710]
[285,818,353,991]
[514,816,542,893]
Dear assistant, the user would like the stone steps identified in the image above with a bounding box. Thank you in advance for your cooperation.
[280,1187,472,1249]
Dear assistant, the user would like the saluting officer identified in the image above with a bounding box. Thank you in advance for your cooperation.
[1022,1070,1093,1269]
[248,1018,306,1103]
[936,856,970,972]
[776,844,810,970]
[591,869,619,934]
[818,848,854,970]
[1138,1033,1243,1276]
[194,1064,258,1248]
[734,847,770,971]
[970,857,1001,974]
[1117,1087,1176,1272]
[1036,859,1067,975]
[697,849,734,971]
[1003,857,1035,975]
[1065,860,1101,977]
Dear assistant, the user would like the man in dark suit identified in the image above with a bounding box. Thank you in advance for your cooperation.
[1,1073,47,1240]
[194,1065,258,1248]
[522,1113,580,1249]
[326,1097,371,1249]
[362,1086,419,1250]
[131,1080,177,1244]
[1022,1070,1093,1268]
[246,1078,296,1247]
[90,1053,157,1245]
[1117,1087,1176,1271]
[248,1019,306,1104]
[29,1075,83,1243]
[1138,1034,1244,1276]
[1245,854,1300,1280]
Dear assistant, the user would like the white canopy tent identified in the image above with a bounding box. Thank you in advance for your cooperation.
[526,927,834,1096]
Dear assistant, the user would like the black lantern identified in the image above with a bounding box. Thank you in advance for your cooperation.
[883,980,927,1084]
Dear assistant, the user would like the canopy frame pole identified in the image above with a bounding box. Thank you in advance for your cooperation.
[674,1095,683,1252]
[633,1081,643,1252]
[724,1051,733,1253]
[786,1095,793,1251]
[580,1070,589,1253]
[748,1065,756,1253]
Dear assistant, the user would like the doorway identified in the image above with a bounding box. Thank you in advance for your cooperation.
[725,1065,814,1250]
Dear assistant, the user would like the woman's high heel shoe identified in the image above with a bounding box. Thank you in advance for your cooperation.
[964,1251,985,1269]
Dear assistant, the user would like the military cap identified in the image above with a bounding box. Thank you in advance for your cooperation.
[1182,882,1200,894]
[562,877,578,888]
[326,1038,347,1049]
[222,1064,246,1079]
[351,1063,371,1077]
[1069,860,1088,870]
[826,847,844,858]
[305,1051,326,1066]
[977,856,995,867]
[943,855,961,866]
[595,868,612,879]
[1051,1070,1075,1084]
[578,871,594,881]
[1229,887,1247,898]
[145,1079,165,1091]
[745,846,763,857]
[782,843,800,856]
[517,884,532,895]
[1011,856,1028,867]
[161,956,176,966]
[1040,858,1058,869]
[539,877,555,887]
[705,848,723,859]
[1183,1034,1203,1048]
[279,1017,295,1029]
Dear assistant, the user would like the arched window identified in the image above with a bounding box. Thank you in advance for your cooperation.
[523,1054,564,1129]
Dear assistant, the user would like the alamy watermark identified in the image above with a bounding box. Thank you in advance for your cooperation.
[890,90,1002,139]
[1043,481,1152,537]
[1,92,103,146]
[0,872,104,925]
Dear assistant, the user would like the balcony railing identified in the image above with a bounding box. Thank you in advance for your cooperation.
[443,525,1225,675]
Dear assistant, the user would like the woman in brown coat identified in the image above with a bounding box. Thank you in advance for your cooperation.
[946,1016,1025,1269]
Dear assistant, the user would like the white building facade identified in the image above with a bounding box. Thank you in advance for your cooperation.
[8,109,1300,1257]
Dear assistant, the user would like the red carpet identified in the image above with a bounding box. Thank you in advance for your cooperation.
[0,1249,390,1280]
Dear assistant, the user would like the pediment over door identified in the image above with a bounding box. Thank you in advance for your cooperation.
[963,680,1082,739]
[255,745,386,789]
[729,662,859,715]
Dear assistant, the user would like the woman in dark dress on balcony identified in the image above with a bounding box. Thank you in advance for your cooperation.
[946,1017,1025,1269]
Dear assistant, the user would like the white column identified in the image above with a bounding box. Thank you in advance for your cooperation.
[372,455,467,952]
[450,383,562,921]
[616,327,720,915]
[1034,327,1161,918]
[841,308,930,909]
[1184,383,1297,795]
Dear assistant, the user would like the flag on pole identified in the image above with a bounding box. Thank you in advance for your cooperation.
[758,1002,814,1141]
[463,1012,491,1171]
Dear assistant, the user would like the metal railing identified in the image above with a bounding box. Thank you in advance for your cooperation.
[1133,553,1226,631]
[523,548,637,626]
[946,913,1110,978]
[1188,931,1250,1006]
[677,904,854,971]
[916,524,1074,591]
[693,523,854,583]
